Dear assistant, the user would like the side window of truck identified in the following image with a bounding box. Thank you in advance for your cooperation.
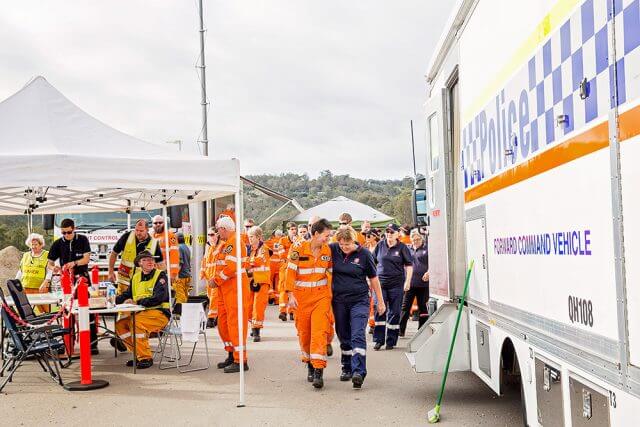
[428,112,439,172]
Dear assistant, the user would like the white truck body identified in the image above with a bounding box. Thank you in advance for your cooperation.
[412,0,640,424]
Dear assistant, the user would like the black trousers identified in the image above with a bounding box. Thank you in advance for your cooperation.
[399,287,429,335]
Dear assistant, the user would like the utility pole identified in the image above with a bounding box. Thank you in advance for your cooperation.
[198,0,209,156]
[410,120,417,182]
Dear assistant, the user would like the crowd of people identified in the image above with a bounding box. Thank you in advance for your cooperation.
[15,210,430,387]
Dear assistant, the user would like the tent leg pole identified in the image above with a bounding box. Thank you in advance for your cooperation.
[235,189,245,407]
[163,206,173,315]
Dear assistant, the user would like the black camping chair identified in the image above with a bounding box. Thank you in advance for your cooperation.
[0,288,66,392]
[3,281,70,366]
[6,280,59,324]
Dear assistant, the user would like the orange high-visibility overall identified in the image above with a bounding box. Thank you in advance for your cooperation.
[200,244,219,319]
[153,230,181,280]
[278,235,296,315]
[214,235,250,363]
[247,243,271,329]
[265,237,282,304]
[285,240,332,369]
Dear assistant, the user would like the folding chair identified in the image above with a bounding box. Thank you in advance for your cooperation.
[6,280,66,330]
[155,296,210,372]
[0,290,66,392]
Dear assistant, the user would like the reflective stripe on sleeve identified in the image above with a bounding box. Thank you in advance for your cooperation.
[310,353,327,361]
[287,262,298,270]
[297,267,326,275]
[294,279,328,288]
[219,272,229,281]
[225,255,237,262]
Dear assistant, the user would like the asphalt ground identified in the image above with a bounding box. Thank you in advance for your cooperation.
[1,305,522,426]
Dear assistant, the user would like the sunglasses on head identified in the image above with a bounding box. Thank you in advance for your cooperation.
[61,230,73,235]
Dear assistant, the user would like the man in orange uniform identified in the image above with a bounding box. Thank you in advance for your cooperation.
[246,226,271,342]
[213,216,251,373]
[264,230,283,305]
[277,222,299,321]
[200,227,219,328]
[151,215,181,288]
[285,218,333,389]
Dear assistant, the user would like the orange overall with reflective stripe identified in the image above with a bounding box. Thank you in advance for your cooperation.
[247,243,270,329]
[200,244,219,319]
[213,235,250,363]
[285,240,332,369]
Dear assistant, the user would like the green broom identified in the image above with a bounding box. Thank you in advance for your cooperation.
[427,260,474,424]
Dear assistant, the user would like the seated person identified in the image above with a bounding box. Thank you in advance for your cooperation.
[112,250,170,369]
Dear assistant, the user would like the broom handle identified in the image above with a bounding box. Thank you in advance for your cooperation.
[435,260,474,406]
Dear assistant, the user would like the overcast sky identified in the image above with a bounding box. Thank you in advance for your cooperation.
[1,1,455,179]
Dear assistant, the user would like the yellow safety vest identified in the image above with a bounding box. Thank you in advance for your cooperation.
[131,268,170,310]
[117,232,158,286]
[20,250,49,289]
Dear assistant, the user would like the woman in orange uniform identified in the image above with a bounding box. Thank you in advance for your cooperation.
[247,226,271,342]
[200,227,219,328]
[285,218,333,389]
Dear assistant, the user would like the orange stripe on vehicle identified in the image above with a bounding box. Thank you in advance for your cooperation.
[464,104,640,203]
[464,120,609,203]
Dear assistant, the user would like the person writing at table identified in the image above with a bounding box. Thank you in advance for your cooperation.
[113,250,170,369]
[46,218,98,354]
[16,233,52,314]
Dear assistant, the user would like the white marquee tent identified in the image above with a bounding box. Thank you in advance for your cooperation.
[0,76,238,214]
[0,76,247,403]
[290,196,394,227]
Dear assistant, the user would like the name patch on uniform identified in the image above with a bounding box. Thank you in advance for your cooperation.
[159,278,166,285]
[321,255,331,261]
[353,258,360,264]
[290,251,299,260]
[223,245,233,254]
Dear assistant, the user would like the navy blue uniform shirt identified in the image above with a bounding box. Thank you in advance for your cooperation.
[409,241,429,288]
[330,243,377,303]
[373,239,412,287]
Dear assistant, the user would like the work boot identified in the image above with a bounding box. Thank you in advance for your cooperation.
[368,327,374,335]
[278,312,287,321]
[326,344,333,357]
[217,352,234,369]
[312,368,324,389]
[109,337,127,352]
[252,328,261,342]
[373,342,383,351]
[207,318,218,328]
[289,312,295,321]
[385,344,395,350]
[224,362,249,373]
[307,363,315,382]
[340,368,352,382]
[352,372,364,389]
[137,358,154,369]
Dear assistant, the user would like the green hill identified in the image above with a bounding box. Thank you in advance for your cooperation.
[244,170,414,232]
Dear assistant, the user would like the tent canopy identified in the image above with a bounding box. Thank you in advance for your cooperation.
[289,196,394,228]
[0,76,239,215]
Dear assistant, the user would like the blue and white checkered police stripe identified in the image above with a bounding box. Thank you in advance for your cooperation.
[460,0,640,190]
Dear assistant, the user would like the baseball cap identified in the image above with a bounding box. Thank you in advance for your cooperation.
[385,223,400,232]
